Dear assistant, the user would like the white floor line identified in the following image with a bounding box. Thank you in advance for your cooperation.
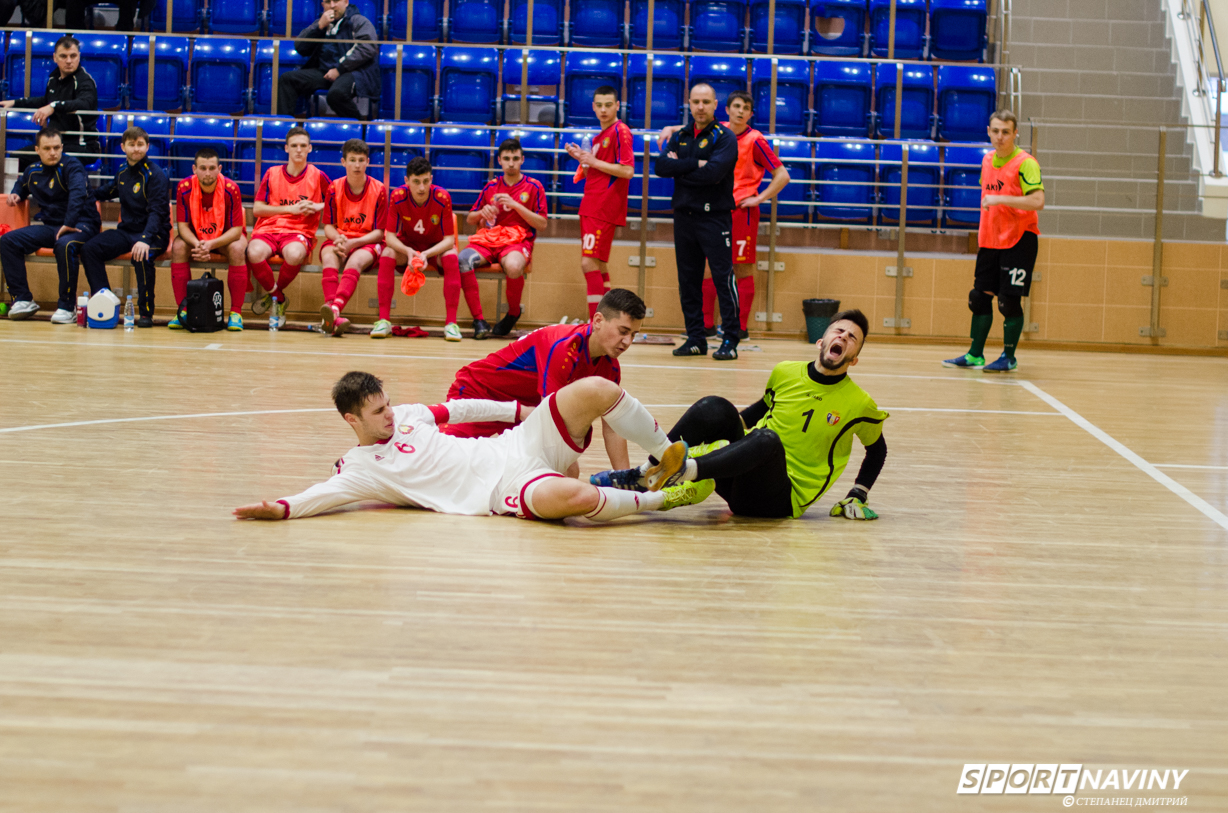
[1019,381,1228,532]
[1153,464,1228,471]
[642,405,1060,416]
[0,408,334,435]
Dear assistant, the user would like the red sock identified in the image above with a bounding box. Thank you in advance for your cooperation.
[737,275,755,331]
[441,253,461,324]
[274,263,300,302]
[249,259,275,292]
[321,266,339,305]
[334,267,360,312]
[171,262,191,307]
[702,277,717,329]
[584,270,605,318]
[459,270,484,320]
[505,275,524,316]
[376,257,395,321]
[601,271,611,291]
[227,265,248,315]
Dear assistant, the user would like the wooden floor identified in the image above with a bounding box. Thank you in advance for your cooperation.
[1,323,1226,812]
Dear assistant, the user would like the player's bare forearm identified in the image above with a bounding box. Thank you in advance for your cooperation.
[761,166,791,202]
[589,158,634,179]
[601,419,630,469]
[424,235,455,258]
[347,229,383,249]
[211,226,245,249]
[466,210,486,225]
[984,190,1044,211]
[382,230,409,256]
[233,500,287,520]
[177,222,200,248]
[252,201,291,218]
[323,224,341,242]
[508,202,548,230]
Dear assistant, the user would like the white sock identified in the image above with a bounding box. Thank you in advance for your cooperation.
[602,391,672,459]
[584,487,665,521]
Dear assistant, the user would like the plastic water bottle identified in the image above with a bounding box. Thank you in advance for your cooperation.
[123,295,135,331]
[77,291,89,327]
[268,301,279,334]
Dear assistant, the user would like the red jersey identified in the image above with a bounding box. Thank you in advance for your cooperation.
[323,175,388,240]
[175,175,244,236]
[578,120,634,227]
[451,323,621,405]
[387,183,455,250]
[254,163,329,237]
[729,123,783,204]
[469,174,548,241]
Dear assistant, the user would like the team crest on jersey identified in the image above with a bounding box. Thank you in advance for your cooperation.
[430,214,440,224]
[602,137,610,148]
[700,139,708,148]
[398,424,411,434]
[49,179,55,189]
[826,411,841,426]
[519,191,530,202]
[132,182,141,193]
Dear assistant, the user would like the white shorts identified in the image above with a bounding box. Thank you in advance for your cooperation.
[489,393,592,519]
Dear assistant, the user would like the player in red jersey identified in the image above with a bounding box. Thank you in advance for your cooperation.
[442,288,646,472]
[658,91,790,340]
[378,156,491,342]
[247,126,328,330]
[564,86,635,319]
[319,139,388,337]
[169,147,248,331]
[459,137,549,337]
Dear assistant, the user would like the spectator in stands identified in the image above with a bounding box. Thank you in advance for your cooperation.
[1,127,101,323]
[80,126,171,328]
[0,0,48,27]
[0,36,100,169]
[169,148,249,331]
[279,0,380,120]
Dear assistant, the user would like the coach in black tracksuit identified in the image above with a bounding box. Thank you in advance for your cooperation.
[0,35,100,169]
[656,83,741,359]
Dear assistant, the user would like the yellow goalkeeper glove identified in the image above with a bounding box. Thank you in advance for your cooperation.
[830,487,878,520]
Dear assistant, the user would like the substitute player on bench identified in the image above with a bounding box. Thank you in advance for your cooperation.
[233,371,714,522]
[247,126,328,330]
[564,85,634,320]
[592,309,889,521]
[319,138,388,337]
[460,138,549,337]
[943,109,1044,373]
[378,156,490,342]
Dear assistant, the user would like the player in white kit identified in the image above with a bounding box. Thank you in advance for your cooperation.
[233,371,715,522]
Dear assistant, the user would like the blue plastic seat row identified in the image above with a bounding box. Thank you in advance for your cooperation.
[811,0,986,60]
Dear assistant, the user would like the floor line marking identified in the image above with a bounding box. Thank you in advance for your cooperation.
[204,343,223,350]
[1153,464,1228,471]
[1019,380,1228,532]
[0,408,334,435]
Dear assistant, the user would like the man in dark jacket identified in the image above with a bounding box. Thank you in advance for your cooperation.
[279,0,379,120]
[655,82,741,360]
[0,35,100,167]
[1,127,102,323]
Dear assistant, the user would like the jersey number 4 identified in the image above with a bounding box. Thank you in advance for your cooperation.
[413,219,427,235]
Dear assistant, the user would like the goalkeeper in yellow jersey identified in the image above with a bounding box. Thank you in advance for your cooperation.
[591,309,889,520]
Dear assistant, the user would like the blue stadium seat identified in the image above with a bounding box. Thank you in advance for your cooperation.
[878,141,939,226]
[189,37,251,115]
[501,49,561,125]
[868,0,926,59]
[627,54,686,128]
[810,0,866,56]
[766,137,809,219]
[389,0,444,41]
[429,126,491,208]
[347,0,382,31]
[78,34,128,110]
[2,110,41,162]
[813,139,875,223]
[379,45,436,121]
[4,33,56,102]
[688,56,748,109]
[170,114,235,183]
[689,0,747,52]
[497,127,556,208]
[936,65,994,142]
[942,142,992,229]
[557,126,596,212]
[930,0,988,62]
[150,0,204,32]
[568,0,624,48]
[106,112,171,175]
[812,60,871,137]
[752,58,808,134]
[510,0,563,44]
[627,133,673,215]
[267,0,318,38]
[446,0,502,43]
[630,0,683,50]
[749,0,806,54]
[129,36,190,111]
[253,40,306,115]
[439,47,499,122]
[368,122,427,188]
[873,62,934,139]
[563,52,624,127]
[208,0,261,33]
[234,117,294,195]
[304,119,366,180]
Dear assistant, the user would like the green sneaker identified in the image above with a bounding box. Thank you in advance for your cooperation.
[0,302,8,317]
[443,322,463,342]
[370,319,392,339]
[167,311,186,330]
[688,439,730,458]
[660,479,717,511]
[226,312,244,331]
[942,353,985,369]
[251,292,273,315]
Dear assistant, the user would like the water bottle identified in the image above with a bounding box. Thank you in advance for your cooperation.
[268,301,279,334]
[573,134,594,183]
[77,291,89,327]
[123,295,135,331]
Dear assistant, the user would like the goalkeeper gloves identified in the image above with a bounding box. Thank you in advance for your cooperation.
[830,486,878,520]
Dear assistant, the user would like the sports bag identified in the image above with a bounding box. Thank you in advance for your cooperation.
[179,271,226,333]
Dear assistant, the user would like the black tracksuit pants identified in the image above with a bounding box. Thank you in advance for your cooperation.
[674,208,739,347]
[0,223,99,310]
[80,229,167,319]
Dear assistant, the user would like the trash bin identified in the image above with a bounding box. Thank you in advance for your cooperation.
[802,298,840,343]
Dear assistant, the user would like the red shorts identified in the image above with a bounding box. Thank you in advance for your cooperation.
[467,241,534,269]
[250,231,314,258]
[579,216,617,263]
[731,206,761,265]
[321,239,384,266]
